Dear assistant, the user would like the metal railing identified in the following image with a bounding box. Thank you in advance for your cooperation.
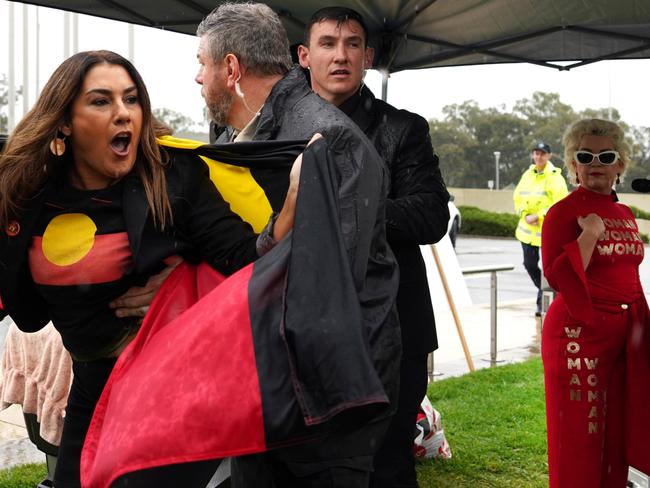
[461,264,515,366]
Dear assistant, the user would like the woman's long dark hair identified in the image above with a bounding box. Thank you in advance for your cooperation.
[0,50,172,230]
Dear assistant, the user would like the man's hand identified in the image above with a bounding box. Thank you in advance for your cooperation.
[525,213,539,225]
[109,260,182,318]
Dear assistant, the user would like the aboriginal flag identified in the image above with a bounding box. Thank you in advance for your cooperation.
[80,136,398,487]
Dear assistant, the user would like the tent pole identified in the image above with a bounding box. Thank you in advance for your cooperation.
[23,4,29,115]
[381,70,388,101]
[8,2,15,132]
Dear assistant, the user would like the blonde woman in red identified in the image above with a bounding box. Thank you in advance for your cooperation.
[541,118,650,487]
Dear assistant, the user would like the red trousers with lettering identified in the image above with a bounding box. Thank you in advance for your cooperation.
[542,295,650,488]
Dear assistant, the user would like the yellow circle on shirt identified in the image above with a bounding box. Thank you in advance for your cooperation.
[42,213,97,266]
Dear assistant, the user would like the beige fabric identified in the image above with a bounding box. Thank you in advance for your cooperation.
[233,112,261,142]
[0,322,72,445]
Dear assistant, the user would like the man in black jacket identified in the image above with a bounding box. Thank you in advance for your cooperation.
[196,3,401,487]
[298,7,450,488]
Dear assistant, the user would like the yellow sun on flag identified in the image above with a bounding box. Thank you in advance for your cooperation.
[42,213,97,266]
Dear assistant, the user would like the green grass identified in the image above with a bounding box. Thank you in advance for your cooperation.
[416,357,548,487]
[0,463,47,488]
[1,360,548,488]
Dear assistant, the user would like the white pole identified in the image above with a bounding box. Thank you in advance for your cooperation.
[64,11,70,58]
[494,151,501,191]
[23,3,29,115]
[128,23,135,63]
[8,2,16,131]
[35,6,40,97]
[380,69,388,101]
[608,68,612,120]
[73,13,78,54]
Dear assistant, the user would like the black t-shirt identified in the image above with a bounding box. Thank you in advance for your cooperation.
[28,178,140,359]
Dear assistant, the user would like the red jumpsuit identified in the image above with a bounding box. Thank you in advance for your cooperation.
[541,186,650,488]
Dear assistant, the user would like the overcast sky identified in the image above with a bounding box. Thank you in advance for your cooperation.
[2,1,649,132]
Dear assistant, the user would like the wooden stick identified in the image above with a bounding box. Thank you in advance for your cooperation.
[431,244,475,372]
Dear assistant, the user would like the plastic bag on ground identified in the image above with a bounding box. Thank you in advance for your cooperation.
[413,395,452,460]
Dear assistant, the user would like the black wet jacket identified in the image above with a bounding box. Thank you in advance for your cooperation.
[339,85,450,355]
[218,66,401,417]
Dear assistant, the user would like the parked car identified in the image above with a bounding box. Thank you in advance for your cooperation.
[447,195,461,248]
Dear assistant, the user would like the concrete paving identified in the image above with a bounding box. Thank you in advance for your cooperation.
[0,404,43,469]
[430,297,539,380]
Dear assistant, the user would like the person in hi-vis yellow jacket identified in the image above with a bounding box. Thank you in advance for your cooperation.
[513,141,568,315]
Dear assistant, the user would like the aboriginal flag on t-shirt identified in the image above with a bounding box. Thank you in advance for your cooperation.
[80,137,398,488]
[28,180,138,359]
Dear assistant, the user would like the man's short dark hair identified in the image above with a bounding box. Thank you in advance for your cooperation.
[303,6,369,47]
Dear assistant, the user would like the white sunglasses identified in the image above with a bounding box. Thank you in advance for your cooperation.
[574,150,620,166]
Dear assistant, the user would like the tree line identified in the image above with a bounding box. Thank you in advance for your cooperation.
[429,91,650,193]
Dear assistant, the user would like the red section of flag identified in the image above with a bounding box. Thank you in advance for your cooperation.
[81,262,265,488]
[29,233,133,286]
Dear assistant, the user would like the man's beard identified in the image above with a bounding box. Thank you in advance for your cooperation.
[206,88,233,128]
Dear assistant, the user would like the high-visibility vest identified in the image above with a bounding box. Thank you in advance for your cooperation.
[513,162,568,246]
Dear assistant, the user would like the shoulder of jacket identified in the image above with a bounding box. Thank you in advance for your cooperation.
[381,100,424,127]
[359,88,422,125]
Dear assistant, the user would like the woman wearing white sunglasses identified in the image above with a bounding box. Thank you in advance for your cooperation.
[540,118,650,487]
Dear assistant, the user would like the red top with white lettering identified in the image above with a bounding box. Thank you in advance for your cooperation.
[542,186,644,322]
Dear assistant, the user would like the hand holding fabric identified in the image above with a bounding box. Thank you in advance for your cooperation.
[109,258,182,318]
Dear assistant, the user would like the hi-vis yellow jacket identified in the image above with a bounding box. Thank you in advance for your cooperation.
[513,161,568,246]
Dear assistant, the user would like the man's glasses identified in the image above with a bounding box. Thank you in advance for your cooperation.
[574,150,620,166]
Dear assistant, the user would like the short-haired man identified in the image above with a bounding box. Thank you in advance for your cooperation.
[298,7,450,488]
[513,141,568,316]
[196,3,400,487]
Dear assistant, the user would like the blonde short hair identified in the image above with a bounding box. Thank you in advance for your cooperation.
[562,118,631,185]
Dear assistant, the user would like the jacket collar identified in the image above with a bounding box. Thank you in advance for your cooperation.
[337,84,376,133]
[254,66,314,140]
[531,161,557,174]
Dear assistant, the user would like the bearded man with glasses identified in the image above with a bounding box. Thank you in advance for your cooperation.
[540,118,650,487]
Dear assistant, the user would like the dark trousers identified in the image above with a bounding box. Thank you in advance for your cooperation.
[370,354,428,488]
[521,242,542,313]
[54,357,117,488]
[111,460,224,487]
[232,458,370,488]
[231,418,391,488]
